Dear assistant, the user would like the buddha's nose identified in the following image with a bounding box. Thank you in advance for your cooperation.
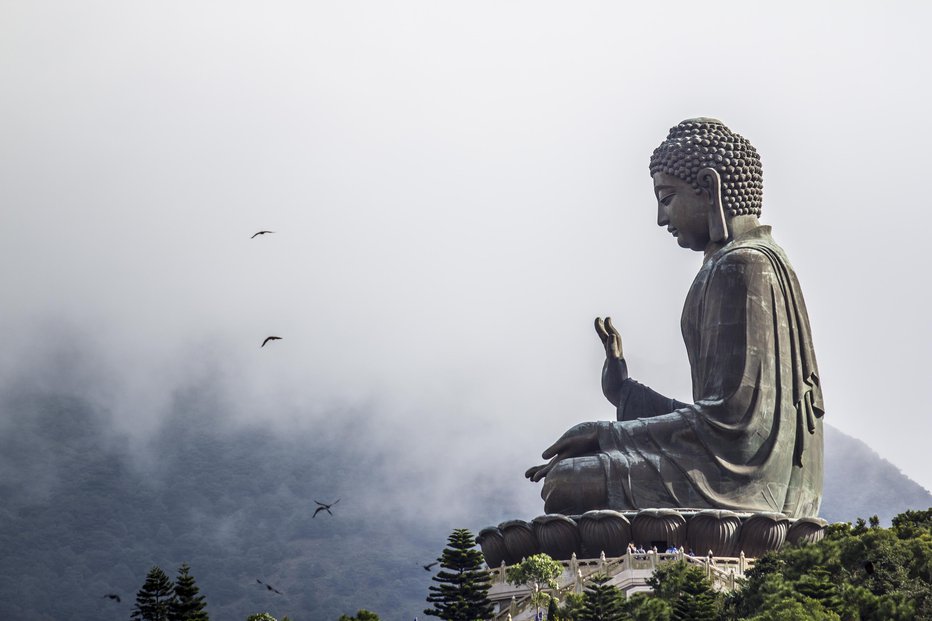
[657,202,669,227]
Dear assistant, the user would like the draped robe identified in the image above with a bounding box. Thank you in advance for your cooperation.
[542,226,824,518]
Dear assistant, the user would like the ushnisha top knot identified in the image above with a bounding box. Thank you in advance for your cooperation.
[649,118,763,217]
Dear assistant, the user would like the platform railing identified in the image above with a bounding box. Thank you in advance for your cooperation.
[488,549,753,621]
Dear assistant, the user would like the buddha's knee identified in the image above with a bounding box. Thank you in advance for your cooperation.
[542,455,608,515]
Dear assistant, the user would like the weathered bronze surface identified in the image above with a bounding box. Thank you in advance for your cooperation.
[526,118,824,519]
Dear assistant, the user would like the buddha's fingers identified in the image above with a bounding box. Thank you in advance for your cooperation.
[605,317,624,358]
[594,317,609,343]
[541,439,570,460]
[525,460,554,482]
[529,457,562,482]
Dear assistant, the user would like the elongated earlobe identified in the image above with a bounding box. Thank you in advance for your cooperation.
[697,167,728,243]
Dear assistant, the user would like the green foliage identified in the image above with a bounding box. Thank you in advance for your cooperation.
[580,574,624,621]
[338,610,380,621]
[423,528,494,621]
[547,595,559,620]
[823,521,852,541]
[506,553,564,591]
[725,513,932,620]
[794,567,841,613]
[170,563,209,621]
[645,560,695,602]
[506,553,565,620]
[529,590,558,615]
[634,560,720,621]
[557,592,586,621]
[852,517,868,535]
[620,594,671,621]
[670,568,718,621]
[891,507,932,538]
[132,566,175,621]
[742,599,839,621]
[246,614,278,621]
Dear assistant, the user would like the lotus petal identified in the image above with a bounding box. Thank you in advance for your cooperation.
[631,509,687,549]
[532,514,580,560]
[738,512,789,557]
[499,519,538,562]
[786,517,828,545]
[578,510,632,558]
[477,526,508,567]
[686,509,742,556]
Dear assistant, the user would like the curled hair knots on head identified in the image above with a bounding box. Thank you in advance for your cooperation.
[649,119,763,217]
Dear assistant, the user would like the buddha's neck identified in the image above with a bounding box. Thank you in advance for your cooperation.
[703,216,762,262]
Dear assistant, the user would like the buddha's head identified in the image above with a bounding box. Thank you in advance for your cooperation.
[649,118,763,251]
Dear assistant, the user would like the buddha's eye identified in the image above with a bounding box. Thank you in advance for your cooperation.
[660,194,674,206]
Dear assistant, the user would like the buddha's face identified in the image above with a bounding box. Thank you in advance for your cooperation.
[653,171,711,252]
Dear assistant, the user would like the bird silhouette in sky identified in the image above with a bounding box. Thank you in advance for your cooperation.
[261,336,282,348]
[256,579,283,595]
[313,498,340,518]
[422,561,438,571]
[102,593,121,603]
[251,230,275,238]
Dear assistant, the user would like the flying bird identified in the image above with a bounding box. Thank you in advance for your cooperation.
[422,561,438,571]
[251,230,275,238]
[261,336,282,348]
[313,498,340,518]
[256,579,283,595]
[102,594,121,603]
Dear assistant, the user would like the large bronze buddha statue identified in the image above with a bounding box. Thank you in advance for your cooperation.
[526,118,825,519]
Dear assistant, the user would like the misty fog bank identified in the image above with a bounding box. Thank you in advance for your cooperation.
[0,321,543,528]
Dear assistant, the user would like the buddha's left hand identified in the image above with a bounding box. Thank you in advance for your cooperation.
[524,422,600,483]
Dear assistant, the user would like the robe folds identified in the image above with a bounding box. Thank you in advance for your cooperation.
[543,226,825,518]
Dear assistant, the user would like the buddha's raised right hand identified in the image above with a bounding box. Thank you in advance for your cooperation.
[596,317,629,406]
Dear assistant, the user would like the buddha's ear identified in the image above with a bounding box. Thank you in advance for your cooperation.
[697,167,728,243]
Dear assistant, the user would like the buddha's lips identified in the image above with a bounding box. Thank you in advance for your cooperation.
[668,227,678,236]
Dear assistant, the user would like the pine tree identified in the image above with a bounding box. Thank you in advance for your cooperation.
[169,563,209,621]
[580,574,624,621]
[671,569,717,621]
[424,528,494,621]
[795,567,842,614]
[132,566,175,621]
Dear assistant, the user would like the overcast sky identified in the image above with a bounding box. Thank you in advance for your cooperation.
[2,1,931,508]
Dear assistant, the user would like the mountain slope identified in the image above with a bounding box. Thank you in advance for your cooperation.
[822,423,932,524]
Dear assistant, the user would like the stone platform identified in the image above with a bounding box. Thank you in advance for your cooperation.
[486,549,751,621]
[477,508,828,566]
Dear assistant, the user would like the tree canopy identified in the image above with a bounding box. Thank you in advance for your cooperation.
[170,562,209,621]
[132,566,175,621]
[506,553,565,620]
[580,573,624,621]
[424,528,494,621]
